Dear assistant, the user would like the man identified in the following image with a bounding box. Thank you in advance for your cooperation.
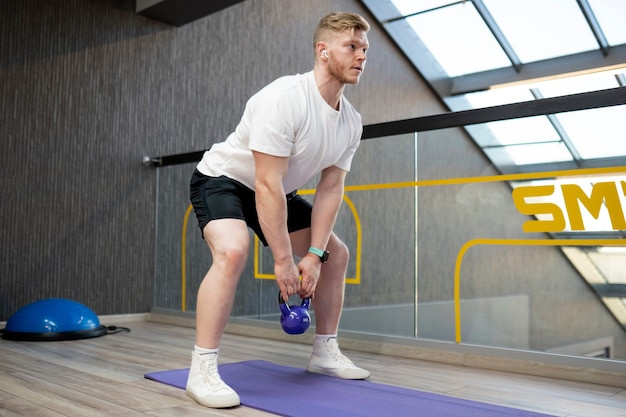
[187,12,370,409]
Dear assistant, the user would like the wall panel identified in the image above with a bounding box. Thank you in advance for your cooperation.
[0,0,436,320]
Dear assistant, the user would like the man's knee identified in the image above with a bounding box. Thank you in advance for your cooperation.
[330,238,349,267]
[209,236,250,271]
[221,245,249,264]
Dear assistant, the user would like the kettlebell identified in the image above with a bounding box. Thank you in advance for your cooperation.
[278,292,311,335]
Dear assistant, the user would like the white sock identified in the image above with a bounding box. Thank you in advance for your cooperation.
[194,345,219,355]
[313,334,337,347]
[314,334,337,340]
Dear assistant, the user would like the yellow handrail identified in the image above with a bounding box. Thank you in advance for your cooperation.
[181,193,363,310]
[454,238,626,343]
[181,203,194,312]
[252,193,363,284]
[342,165,626,191]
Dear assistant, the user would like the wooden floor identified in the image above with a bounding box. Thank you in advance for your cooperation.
[1,317,625,417]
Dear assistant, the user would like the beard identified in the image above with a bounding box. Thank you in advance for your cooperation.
[328,59,362,85]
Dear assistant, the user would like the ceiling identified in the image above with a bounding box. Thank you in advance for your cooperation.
[361,0,626,171]
[360,0,626,332]
[136,0,246,26]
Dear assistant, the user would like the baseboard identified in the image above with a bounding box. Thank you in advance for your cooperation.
[148,308,626,388]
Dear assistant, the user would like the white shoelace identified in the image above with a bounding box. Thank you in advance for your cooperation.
[198,354,231,390]
[323,338,357,367]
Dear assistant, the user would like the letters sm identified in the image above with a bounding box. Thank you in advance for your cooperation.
[512,181,626,233]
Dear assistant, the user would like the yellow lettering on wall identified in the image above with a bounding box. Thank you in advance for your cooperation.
[561,182,626,230]
[511,185,566,232]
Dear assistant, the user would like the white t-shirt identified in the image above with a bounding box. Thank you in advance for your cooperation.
[196,71,362,193]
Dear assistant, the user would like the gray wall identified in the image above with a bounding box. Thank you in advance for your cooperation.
[0,0,440,321]
[1,0,159,319]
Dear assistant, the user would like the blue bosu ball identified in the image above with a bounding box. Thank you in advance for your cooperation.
[2,298,107,341]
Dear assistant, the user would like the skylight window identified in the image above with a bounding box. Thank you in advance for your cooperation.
[384,0,626,163]
[404,2,511,76]
[482,117,561,146]
[536,69,622,97]
[482,0,599,63]
[484,141,574,166]
[463,69,626,160]
[587,0,626,45]
[465,86,535,107]
[390,0,458,16]
[555,105,626,159]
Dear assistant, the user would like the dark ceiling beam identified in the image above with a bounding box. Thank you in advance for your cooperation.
[362,86,626,138]
[577,0,610,56]
[593,284,626,298]
[451,43,626,95]
[136,0,246,26]
[473,0,521,71]
[146,86,626,167]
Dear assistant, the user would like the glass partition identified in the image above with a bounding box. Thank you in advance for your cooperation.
[153,120,626,362]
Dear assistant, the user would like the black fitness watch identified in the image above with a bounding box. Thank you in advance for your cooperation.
[308,246,330,263]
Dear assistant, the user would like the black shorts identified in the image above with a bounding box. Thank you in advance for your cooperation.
[189,169,312,246]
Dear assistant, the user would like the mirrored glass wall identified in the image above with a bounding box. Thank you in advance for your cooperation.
[153,115,626,363]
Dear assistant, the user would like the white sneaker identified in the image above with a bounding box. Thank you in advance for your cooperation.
[186,352,240,408]
[306,337,370,380]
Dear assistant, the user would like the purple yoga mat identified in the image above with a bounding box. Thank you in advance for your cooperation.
[145,360,554,417]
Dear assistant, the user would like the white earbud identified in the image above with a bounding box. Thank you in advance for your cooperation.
[322,50,329,59]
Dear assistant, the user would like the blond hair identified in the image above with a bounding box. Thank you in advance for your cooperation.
[313,12,370,54]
